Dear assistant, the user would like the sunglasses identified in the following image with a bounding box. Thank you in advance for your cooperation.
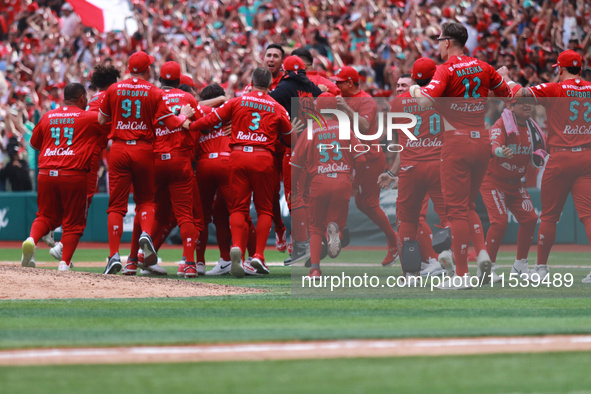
[437,37,452,42]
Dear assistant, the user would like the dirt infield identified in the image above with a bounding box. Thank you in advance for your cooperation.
[0,265,262,300]
[0,335,590,365]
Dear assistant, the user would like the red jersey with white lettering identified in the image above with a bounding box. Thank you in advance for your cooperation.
[390,92,443,164]
[307,72,341,95]
[421,56,511,130]
[487,116,534,182]
[86,91,110,147]
[526,78,591,148]
[290,118,365,180]
[190,91,292,153]
[99,77,176,142]
[346,89,381,161]
[153,87,198,154]
[194,104,231,158]
[30,106,104,171]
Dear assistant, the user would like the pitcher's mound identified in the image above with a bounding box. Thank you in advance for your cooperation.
[0,265,263,300]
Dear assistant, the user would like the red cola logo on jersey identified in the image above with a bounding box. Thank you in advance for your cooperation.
[317,162,350,174]
[116,121,148,130]
[449,102,486,112]
[405,137,442,148]
[236,130,268,142]
[45,147,75,157]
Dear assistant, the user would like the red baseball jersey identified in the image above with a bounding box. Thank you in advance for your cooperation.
[346,89,381,161]
[86,90,110,148]
[421,56,511,130]
[290,118,365,179]
[30,106,104,171]
[194,104,231,158]
[526,78,591,148]
[99,77,178,142]
[190,91,291,153]
[487,116,534,182]
[153,87,199,154]
[390,92,443,164]
[307,72,341,95]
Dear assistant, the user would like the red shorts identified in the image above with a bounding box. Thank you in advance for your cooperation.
[481,175,538,226]
[308,174,351,236]
[540,150,591,223]
[440,135,490,219]
[397,160,446,225]
[107,142,155,217]
[36,172,88,236]
[195,155,232,224]
[355,152,386,211]
[229,150,275,217]
[153,153,195,227]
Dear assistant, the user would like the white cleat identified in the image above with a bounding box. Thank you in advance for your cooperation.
[196,262,206,276]
[242,259,261,276]
[437,274,472,290]
[476,250,492,285]
[511,258,531,279]
[140,263,167,276]
[49,242,63,261]
[420,258,445,277]
[326,222,341,258]
[41,231,56,248]
[205,259,232,276]
[582,271,591,284]
[230,247,245,278]
[139,232,158,266]
[527,264,549,281]
[58,261,71,272]
[21,237,36,268]
[490,264,502,284]
[438,250,455,276]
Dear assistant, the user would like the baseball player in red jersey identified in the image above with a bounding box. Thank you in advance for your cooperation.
[508,50,591,283]
[21,83,105,271]
[290,93,366,277]
[132,61,201,278]
[43,65,121,262]
[481,84,546,281]
[188,67,292,278]
[242,44,285,94]
[411,22,511,289]
[98,51,194,275]
[193,84,234,275]
[331,66,400,267]
[290,48,340,96]
[388,58,447,280]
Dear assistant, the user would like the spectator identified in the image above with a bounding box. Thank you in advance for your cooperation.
[0,136,32,191]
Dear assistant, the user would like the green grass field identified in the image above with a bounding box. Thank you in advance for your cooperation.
[1,247,590,393]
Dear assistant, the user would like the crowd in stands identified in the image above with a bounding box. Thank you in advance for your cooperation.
[0,0,590,191]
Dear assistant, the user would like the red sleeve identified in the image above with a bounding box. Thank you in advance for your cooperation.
[489,64,511,97]
[98,88,112,117]
[190,100,234,132]
[488,119,506,152]
[277,106,292,136]
[421,66,449,100]
[30,118,45,151]
[290,134,309,169]
[526,82,561,104]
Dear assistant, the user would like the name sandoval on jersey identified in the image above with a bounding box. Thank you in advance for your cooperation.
[236,131,267,142]
[116,121,148,130]
[44,147,75,157]
[240,97,276,113]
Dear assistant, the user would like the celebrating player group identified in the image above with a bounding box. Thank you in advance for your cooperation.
[20,22,591,288]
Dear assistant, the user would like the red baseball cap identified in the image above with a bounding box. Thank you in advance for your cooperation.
[282,56,306,72]
[179,74,195,87]
[160,61,181,80]
[330,66,359,83]
[315,92,337,111]
[553,50,583,68]
[412,57,436,81]
[128,51,155,73]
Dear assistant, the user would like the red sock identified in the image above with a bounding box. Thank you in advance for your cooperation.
[152,219,176,251]
[179,222,197,263]
[137,204,155,235]
[310,233,322,266]
[129,215,142,260]
[451,218,470,276]
[398,221,417,242]
[291,207,308,242]
[272,193,285,236]
[216,222,231,261]
[363,206,398,247]
[247,221,256,257]
[108,213,124,257]
[197,222,208,262]
[468,210,486,253]
[516,219,536,261]
[255,214,273,260]
[61,233,80,264]
[537,220,556,265]
[230,212,246,253]
[485,223,507,263]
[29,220,50,243]
[417,220,437,260]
